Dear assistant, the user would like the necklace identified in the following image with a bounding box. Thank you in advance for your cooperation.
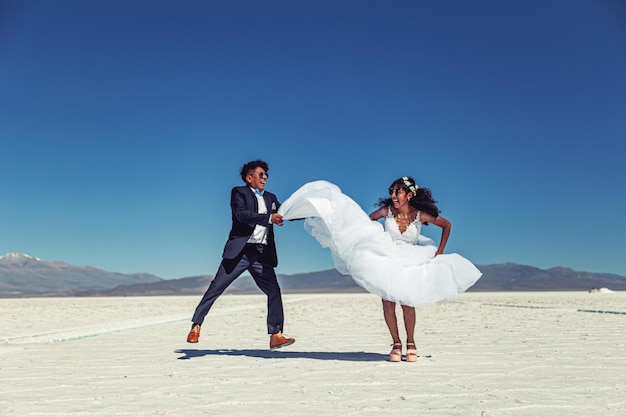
[394,210,415,222]
[393,207,417,234]
[394,212,412,234]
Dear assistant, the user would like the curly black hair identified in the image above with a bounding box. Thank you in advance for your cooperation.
[376,176,440,223]
[240,160,269,182]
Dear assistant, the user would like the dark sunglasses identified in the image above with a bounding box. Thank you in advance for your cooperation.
[257,172,269,179]
[388,188,404,196]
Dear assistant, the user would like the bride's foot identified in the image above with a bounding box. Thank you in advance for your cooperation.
[406,342,417,362]
[389,342,402,362]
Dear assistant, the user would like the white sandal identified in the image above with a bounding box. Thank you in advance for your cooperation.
[389,343,402,362]
[406,342,418,362]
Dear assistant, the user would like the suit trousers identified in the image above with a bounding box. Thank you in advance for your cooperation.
[191,243,285,334]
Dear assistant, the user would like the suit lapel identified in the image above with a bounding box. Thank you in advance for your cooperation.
[245,187,258,212]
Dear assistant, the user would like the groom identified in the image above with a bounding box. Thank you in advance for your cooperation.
[186,159,295,350]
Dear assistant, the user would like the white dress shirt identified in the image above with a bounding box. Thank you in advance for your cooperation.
[247,188,272,245]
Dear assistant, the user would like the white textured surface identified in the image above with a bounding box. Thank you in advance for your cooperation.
[1,292,625,416]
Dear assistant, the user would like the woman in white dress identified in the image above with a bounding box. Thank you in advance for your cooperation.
[368,176,450,362]
[278,178,482,362]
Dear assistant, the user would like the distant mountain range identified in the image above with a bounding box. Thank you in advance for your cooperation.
[471,263,626,291]
[0,253,161,297]
[71,269,363,297]
[1,252,625,298]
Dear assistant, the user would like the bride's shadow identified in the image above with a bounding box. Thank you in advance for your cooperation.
[175,348,387,362]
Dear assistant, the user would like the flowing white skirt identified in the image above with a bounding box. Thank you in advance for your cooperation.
[278,180,482,306]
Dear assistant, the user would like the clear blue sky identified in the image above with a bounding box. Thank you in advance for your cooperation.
[1,1,625,279]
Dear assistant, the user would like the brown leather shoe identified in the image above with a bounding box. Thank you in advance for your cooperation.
[187,324,201,343]
[270,332,295,350]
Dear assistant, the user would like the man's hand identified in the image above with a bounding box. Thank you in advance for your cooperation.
[271,213,284,226]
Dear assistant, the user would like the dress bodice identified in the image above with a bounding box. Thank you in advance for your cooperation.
[384,207,422,245]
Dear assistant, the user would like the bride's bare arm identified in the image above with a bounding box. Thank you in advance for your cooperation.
[420,212,451,256]
[369,206,389,221]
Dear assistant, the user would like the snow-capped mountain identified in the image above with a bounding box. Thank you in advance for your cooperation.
[0,252,42,262]
[0,252,163,297]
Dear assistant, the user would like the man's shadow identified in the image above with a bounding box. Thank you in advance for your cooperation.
[175,348,389,362]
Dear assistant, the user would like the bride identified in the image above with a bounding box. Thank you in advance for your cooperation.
[278,177,482,362]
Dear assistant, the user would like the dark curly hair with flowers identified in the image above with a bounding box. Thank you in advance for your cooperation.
[376,176,440,223]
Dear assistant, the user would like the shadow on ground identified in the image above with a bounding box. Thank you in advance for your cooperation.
[175,348,389,362]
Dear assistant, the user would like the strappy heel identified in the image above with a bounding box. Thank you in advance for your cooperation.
[389,342,402,362]
[406,342,417,362]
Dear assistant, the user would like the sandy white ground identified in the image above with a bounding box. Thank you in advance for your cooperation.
[1,292,625,416]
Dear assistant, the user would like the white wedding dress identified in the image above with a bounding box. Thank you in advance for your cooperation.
[278,180,482,306]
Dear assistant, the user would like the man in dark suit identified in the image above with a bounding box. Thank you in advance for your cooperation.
[186,160,295,350]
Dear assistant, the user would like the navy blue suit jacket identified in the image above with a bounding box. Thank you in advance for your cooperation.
[221,186,280,267]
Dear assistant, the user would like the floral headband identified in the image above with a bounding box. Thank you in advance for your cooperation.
[401,176,419,194]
